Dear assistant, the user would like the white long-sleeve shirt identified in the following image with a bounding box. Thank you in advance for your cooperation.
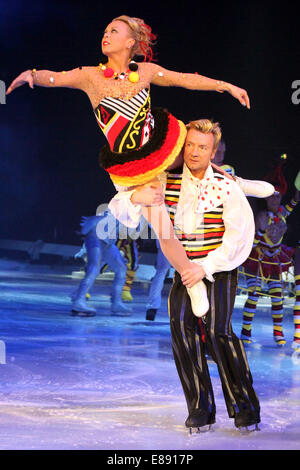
[108,164,264,280]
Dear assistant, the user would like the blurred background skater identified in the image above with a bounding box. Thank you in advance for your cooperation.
[211,139,236,176]
[285,170,300,357]
[240,162,299,346]
[71,213,132,317]
[292,244,300,357]
[146,239,171,321]
[118,237,139,303]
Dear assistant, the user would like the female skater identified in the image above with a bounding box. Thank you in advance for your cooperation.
[6,15,250,317]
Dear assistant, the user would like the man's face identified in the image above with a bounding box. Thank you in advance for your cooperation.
[212,141,226,166]
[183,129,216,177]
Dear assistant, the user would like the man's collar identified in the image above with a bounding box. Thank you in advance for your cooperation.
[183,163,214,183]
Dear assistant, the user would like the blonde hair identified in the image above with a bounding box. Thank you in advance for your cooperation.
[186,119,222,151]
[112,15,156,61]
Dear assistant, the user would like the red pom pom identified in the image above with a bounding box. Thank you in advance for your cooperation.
[104,67,114,78]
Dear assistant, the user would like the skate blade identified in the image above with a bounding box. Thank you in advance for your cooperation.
[188,424,213,435]
[71,310,96,317]
[111,312,132,317]
[238,424,260,435]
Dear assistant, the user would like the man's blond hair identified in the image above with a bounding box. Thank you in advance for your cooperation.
[186,119,222,151]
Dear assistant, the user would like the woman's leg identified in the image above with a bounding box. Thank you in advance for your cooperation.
[141,204,191,274]
[141,203,209,318]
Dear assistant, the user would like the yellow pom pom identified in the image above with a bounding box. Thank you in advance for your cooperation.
[129,71,139,83]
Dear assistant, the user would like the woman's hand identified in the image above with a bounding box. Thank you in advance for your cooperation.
[130,184,164,206]
[225,83,250,109]
[6,70,34,95]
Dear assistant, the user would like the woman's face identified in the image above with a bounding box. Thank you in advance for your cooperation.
[102,20,135,56]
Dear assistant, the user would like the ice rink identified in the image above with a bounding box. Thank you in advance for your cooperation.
[0,259,299,451]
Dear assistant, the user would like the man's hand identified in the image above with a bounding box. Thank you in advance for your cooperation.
[130,184,164,206]
[181,263,206,288]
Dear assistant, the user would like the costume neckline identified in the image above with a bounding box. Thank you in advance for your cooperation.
[93,87,149,112]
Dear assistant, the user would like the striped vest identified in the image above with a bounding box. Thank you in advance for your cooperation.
[165,172,225,260]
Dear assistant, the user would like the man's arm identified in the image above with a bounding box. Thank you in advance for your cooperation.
[200,181,255,279]
[108,177,166,228]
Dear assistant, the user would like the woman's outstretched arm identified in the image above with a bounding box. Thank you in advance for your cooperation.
[145,62,250,109]
[6,66,93,95]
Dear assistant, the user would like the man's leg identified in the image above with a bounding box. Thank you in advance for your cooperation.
[204,270,260,428]
[169,273,216,429]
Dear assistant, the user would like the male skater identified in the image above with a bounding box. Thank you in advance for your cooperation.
[114,119,269,432]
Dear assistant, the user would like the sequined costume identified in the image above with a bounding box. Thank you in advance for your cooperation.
[95,87,186,186]
[241,197,298,345]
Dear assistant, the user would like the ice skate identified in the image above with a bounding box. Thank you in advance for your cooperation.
[237,423,260,435]
[234,409,260,434]
[185,409,215,435]
[273,331,286,346]
[235,177,275,198]
[71,281,96,317]
[111,300,132,317]
[71,298,96,317]
[146,308,157,321]
[187,280,209,318]
[240,333,252,345]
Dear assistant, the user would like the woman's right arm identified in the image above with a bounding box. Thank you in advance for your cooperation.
[6,66,93,95]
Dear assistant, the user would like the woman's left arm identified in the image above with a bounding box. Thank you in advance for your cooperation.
[145,62,250,109]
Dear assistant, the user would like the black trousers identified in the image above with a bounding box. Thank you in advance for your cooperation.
[169,270,260,420]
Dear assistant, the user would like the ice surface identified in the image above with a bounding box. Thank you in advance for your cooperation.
[0,259,299,450]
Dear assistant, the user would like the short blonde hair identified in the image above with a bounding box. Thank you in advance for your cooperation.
[112,15,156,61]
[186,119,222,151]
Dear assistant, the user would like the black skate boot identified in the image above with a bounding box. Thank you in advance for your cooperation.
[185,409,215,435]
[234,409,261,434]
